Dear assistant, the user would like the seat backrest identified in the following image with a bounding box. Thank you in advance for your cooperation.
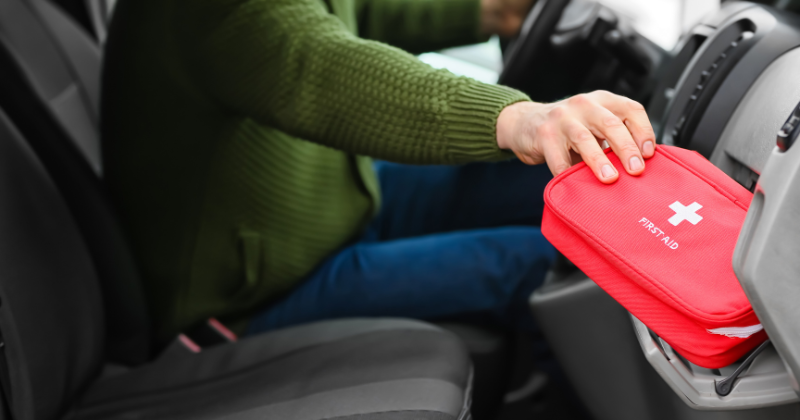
[49,0,110,42]
[84,0,110,41]
[0,108,105,420]
[0,15,151,365]
[0,0,102,173]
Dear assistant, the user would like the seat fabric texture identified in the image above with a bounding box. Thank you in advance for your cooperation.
[0,0,102,173]
[68,319,472,420]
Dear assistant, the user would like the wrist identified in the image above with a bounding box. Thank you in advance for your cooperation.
[497,101,536,150]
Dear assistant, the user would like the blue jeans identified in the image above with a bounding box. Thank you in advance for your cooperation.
[246,160,556,335]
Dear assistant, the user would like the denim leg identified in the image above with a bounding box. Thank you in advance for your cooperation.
[363,160,553,242]
[246,226,556,334]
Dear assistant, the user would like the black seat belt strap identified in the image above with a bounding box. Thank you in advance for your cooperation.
[715,339,771,396]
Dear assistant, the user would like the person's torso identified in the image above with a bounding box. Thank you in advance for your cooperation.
[102,0,377,342]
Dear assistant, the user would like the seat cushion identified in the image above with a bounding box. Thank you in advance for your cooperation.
[68,319,472,420]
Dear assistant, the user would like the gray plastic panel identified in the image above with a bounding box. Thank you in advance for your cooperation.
[630,33,800,412]
[531,6,800,415]
[660,6,778,150]
[530,273,800,418]
[701,2,757,28]
[530,272,668,420]
[710,46,800,175]
[733,125,800,399]
[632,316,798,409]
[659,4,800,159]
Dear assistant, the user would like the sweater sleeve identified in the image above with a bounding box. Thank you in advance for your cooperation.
[354,0,488,54]
[177,0,527,165]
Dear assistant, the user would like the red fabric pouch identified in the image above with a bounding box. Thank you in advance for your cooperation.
[541,145,765,368]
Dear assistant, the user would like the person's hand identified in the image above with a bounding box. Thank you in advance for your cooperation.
[496,90,656,184]
[481,0,537,38]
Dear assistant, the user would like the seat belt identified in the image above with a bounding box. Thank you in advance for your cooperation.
[0,327,14,419]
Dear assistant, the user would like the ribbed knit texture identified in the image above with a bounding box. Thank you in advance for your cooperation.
[102,0,530,342]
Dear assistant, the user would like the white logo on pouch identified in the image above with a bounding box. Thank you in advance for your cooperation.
[668,201,703,226]
[638,218,678,250]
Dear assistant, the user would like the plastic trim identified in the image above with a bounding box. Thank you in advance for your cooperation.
[632,315,798,409]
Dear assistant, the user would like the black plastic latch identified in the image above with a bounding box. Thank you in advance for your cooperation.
[715,339,771,396]
[777,102,800,152]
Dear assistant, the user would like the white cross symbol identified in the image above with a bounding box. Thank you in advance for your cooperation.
[668,201,703,226]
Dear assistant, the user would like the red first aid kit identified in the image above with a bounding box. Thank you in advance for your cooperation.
[541,145,765,368]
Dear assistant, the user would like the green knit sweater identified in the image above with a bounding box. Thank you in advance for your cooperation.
[102,0,530,342]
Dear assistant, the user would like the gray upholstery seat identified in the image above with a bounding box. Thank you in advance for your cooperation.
[71,319,471,420]
[0,4,150,364]
[0,107,473,420]
[0,0,102,173]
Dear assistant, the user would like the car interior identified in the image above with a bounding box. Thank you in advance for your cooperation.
[0,0,799,419]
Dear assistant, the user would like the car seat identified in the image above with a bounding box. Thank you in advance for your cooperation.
[0,0,476,418]
[0,61,474,420]
[44,0,108,41]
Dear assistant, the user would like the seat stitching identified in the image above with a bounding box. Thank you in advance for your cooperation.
[79,329,460,409]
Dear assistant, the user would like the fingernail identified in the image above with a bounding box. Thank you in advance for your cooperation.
[601,164,616,179]
[643,141,654,156]
[629,156,643,171]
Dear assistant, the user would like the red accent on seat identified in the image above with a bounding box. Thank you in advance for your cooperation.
[178,333,201,353]
[208,318,238,342]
